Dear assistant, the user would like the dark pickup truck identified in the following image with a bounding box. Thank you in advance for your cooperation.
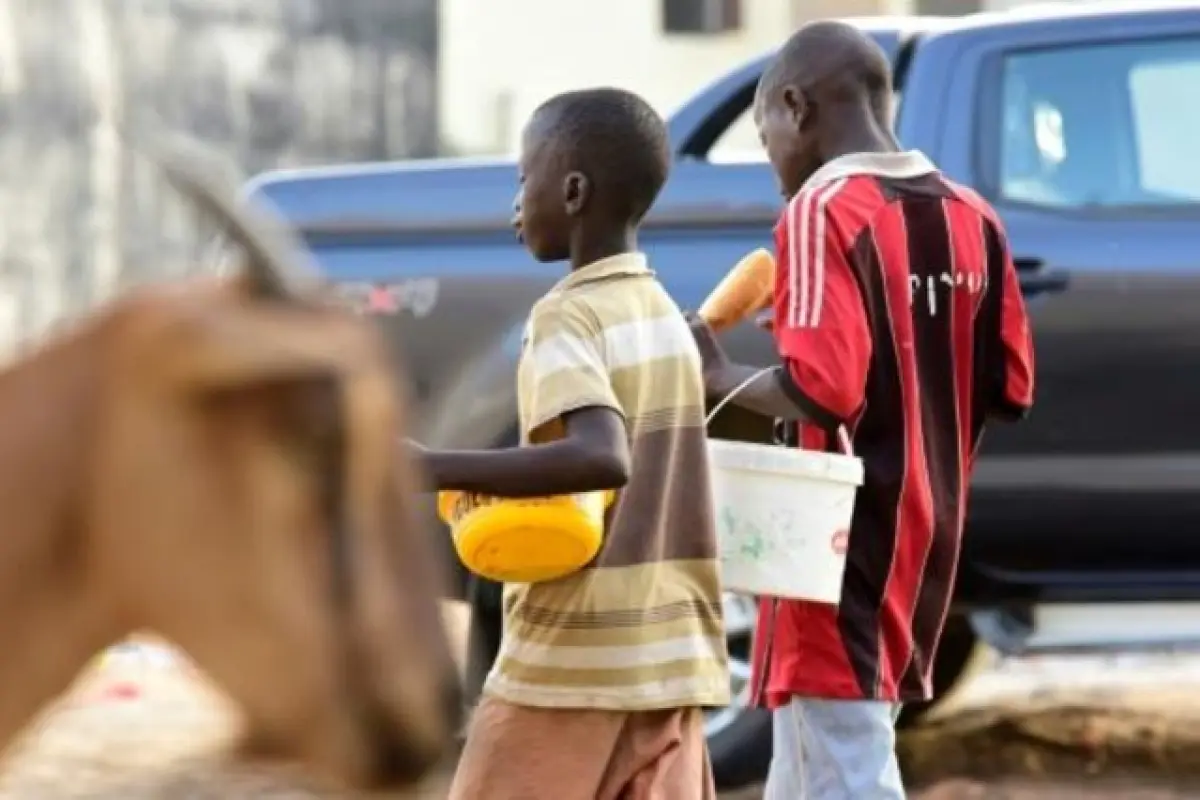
[247,2,1200,789]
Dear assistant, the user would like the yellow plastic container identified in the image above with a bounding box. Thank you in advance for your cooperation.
[436,491,615,583]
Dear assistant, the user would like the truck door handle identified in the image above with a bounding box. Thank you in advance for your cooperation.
[1013,257,1069,298]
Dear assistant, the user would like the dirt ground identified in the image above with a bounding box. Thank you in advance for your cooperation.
[7,674,1200,800]
[4,613,1200,798]
[0,608,475,799]
[720,691,1200,799]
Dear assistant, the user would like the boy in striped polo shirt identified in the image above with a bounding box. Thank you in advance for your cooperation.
[417,88,729,799]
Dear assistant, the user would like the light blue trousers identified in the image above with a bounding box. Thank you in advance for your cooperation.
[763,698,906,800]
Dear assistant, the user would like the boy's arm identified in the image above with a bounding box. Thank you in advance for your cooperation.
[420,406,628,497]
[689,318,812,422]
[693,193,871,430]
[982,219,1035,421]
[417,297,630,497]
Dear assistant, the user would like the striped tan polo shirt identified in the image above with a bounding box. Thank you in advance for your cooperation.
[485,252,730,711]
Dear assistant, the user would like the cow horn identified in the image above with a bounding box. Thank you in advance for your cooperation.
[123,124,320,299]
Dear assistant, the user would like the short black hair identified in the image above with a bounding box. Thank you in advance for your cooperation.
[530,88,670,224]
[759,21,892,121]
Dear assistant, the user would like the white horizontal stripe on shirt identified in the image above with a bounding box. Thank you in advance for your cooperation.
[529,314,699,381]
[501,633,725,670]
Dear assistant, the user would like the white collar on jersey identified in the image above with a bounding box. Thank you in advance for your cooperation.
[800,150,937,194]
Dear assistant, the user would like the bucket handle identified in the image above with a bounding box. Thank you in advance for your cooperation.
[704,366,854,457]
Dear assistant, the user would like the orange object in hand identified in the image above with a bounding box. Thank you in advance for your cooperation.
[697,248,776,333]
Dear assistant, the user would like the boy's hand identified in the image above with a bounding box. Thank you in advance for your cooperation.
[403,438,445,490]
[685,313,732,394]
[402,437,429,468]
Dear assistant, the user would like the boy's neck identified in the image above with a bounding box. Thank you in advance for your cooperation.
[821,105,901,164]
[569,226,638,272]
[823,130,899,163]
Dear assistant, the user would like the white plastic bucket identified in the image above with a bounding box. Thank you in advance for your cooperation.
[708,438,862,602]
[706,369,864,603]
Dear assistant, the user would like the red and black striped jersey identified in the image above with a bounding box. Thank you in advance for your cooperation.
[751,151,1035,704]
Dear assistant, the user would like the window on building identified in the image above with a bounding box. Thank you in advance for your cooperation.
[995,36,1200,209]
[661,0,742,35]
[915,0,981,15]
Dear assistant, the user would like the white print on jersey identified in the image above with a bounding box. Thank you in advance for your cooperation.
[908,271,987,317]
[907,199,988,318]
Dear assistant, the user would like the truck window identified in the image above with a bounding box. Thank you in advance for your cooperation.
[709,111,765,164]
[995,36,1200,210]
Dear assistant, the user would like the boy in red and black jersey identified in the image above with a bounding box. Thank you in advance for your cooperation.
[688,20,1034,800]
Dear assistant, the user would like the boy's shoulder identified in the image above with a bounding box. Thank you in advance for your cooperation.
[772,173,884,243]
[528,289,599,334]
[530,286,584,315]
[522,291,613,366]
[529,276,649,331]
[526,268,688,359]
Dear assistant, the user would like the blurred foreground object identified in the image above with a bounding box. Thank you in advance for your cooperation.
[0,128,459,793]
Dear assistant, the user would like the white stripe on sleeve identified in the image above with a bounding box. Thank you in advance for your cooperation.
[529,333,604,380]
[808,177,849,327]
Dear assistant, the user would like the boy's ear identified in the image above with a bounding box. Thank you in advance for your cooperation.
[782,85,810,130]
[562,171,590,217]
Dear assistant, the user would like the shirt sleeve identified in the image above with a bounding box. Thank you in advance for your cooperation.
[772,189,872,430]
[981,219,1035,420]
[521,296,623,440]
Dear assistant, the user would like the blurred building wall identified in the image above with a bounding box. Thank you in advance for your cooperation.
[439,0,920,158]
[439,0,1078,158]
[0,0,437,354]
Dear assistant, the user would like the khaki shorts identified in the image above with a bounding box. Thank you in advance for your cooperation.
[448,695,717,800]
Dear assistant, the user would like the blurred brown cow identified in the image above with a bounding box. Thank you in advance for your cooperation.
[0,133,461,791]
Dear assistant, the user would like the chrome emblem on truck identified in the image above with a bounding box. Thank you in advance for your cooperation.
[336,278,439,318]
